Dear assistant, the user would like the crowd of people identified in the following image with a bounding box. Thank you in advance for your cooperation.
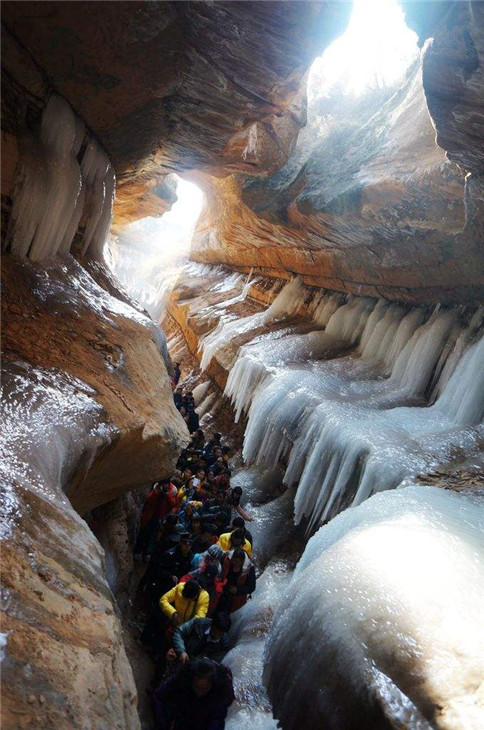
[134,381,256,729]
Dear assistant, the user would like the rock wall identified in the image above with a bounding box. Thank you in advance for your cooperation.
[190,57,483,304]
[1,255,188,729]
[2,1,351,223]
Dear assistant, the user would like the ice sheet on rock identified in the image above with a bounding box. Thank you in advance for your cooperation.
[199,276,306,371]
[265,486,484,730]
[248,488,297,568]
[231,465,286,505]
[0,359,114,531]
[238,306,483,526]
[225,560,291,730]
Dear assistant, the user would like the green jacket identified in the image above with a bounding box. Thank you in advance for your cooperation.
[172,617,228,659]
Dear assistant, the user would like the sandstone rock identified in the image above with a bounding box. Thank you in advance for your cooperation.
[190,61,483,304]
[2,1,351,224]
[1,254,188,728]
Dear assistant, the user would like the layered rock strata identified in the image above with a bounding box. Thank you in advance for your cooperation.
[2,1,351,223]
[190,59,483,304]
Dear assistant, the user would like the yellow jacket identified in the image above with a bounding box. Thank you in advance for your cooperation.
[159,583,209,623]
[216,532,252,558]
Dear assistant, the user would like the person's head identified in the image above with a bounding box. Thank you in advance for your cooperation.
[176,387,183,395]
[179,406,186,416]
[232,516,245,530]
[214,511,227,527]
[206,545,224,565]
[200,525,215,542]
[183,580,201,601]
[160,479,171,494]
[203,563,218,583]
[214,447,223,458]
[174,361,181,369]
[196,469,205,479]
[190,515,202,533]
[186,477,195,490]
[230,547,246,571]
[222,446,231,455]
[164,513,178,530]
[196,429,204,439]
[179,533,193,556]
[232,487,243,498]
[189,657,216,697]
[171,477,181,489]
[183,468,192,480]
[210,611,232,639]
[230,528,245,548]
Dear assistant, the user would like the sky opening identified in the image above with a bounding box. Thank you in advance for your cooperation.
[309,0,419,99]
[108,175,204,322]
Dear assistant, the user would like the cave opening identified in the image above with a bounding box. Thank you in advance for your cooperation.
[107,174,204,323]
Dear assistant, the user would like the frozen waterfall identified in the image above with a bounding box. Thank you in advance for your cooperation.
[264,486,484,730]
[174,266,483,530]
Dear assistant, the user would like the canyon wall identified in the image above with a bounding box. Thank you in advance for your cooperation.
[1,3,351,726]
[2,1,351,224]
[187,1,484,305]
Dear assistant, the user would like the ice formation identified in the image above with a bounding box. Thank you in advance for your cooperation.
[4,94,115,262]
[172,266,483,529]
[221,284,484,527]
[264,486,484,730]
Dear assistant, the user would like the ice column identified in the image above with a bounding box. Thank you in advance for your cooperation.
[5,93,115,262]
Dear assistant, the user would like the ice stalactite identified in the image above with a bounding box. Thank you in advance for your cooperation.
[4,93,115,263]
[5,95,84,261]
[80,139,116,260]
[170,265,483,529]
[264,486,484,730]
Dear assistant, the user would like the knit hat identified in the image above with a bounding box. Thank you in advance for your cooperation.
[207,545,224,561]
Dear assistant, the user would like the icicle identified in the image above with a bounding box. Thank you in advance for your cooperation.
[6,94,84,260]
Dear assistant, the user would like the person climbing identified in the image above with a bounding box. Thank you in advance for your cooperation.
[139,532,194,649]
[227,485,254,522]
[217,527,252,558]
[187,406,200,434]
[152,657,234,730]
[134,481,171,559]
[172,361,182,389]
[216,548,256,614]
[231,516,253,547]
[160,579,209,627]
[191,524,218,557]
[213,511,230,537]
[173,386,183,409]
[170,612,232,665]
[179,563,225,616]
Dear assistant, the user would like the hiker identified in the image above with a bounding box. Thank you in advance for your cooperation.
[179,563,225,616]
[217,527,252,558]
[152,657,234,730]
[173,361,182,388]
[171,612,231,664]
[160,579,209,626]
[216,548,256,614]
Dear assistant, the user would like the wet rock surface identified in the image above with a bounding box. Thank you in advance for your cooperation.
[1,254,188,729]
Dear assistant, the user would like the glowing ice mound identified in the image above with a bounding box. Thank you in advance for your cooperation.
[264,486,484,730]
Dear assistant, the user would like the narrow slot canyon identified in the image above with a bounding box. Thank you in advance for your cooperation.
[1,2,483,729]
